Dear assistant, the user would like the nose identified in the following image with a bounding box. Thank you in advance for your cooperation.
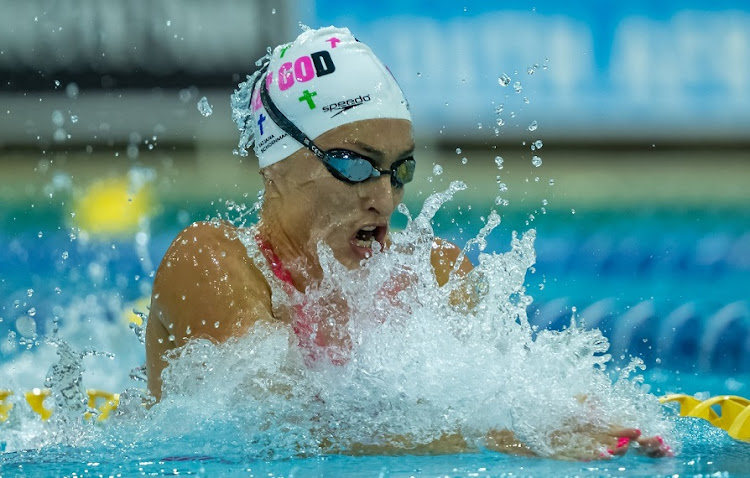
[360,174,399,217]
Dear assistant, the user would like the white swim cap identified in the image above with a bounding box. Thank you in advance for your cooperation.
[231,26,412,168]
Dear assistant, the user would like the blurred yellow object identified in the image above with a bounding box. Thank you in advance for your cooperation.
[72,177,152,236]
[23,388,120,421]
[124,296,151,326]
[728,403,750,441]
[661,394,750,442]
[25,388,52,421]
[0,390,13,422]
[84,390,120,421]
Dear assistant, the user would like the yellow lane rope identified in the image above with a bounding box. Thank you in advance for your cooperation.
[2,388,749,441]
[660,394,750,442]
[0,388,119,423]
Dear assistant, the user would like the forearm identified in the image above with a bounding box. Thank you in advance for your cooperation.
[324,430,534,456]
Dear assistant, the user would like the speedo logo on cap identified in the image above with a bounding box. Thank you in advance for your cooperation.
[322,94,371,117]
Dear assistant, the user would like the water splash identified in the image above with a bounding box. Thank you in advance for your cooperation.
[196,97,213,117]
[1,185,674,460]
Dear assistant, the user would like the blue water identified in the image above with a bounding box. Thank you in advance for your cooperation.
[1,201,749,477]
[1,402,749,477]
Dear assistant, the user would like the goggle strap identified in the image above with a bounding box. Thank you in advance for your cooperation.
[256,66,326,161]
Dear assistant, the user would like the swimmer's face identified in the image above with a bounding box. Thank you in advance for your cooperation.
[262,118,414,270]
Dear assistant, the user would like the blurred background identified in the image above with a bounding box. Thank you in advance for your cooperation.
[1,0,749,390]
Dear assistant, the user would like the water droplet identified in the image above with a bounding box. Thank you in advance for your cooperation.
[38,231,43,238]
[532,155,543,167]
[528,121,538,131]
[271,8,276,14]
[214,321,220,328]
[496,181,508,192]
[166,20,172,26]
[455,148,462,154]
[54,80,61,88]
[65,83,79,99]
[61,251,69,259]
[416,72,421,77]
[534,140,543,149]
[524,97,530,104]
[527,66,535,75]
[432,164,443,176]
[542,199,548,206]
[496,118,505,126]
[571,208,576,215]
[549,179,555,186]
[495,104,504,115]
[51,110,65,127]
[52,128,66,142]
[127,144,139,160]
[494,156,504,168]
[27,289,34,297]
[27,307,36,317]
[461,157,468,165]
[197,97,213,117]
[498,74,511,87]
[513,81,523,93]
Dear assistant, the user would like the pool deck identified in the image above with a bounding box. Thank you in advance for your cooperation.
[1,145,748,215]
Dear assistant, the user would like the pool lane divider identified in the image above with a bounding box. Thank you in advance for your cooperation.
[660,394,750,442]
[0,388,119,423]
[1,388,749,442]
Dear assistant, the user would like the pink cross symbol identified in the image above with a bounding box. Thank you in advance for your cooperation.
[326,37,341,48]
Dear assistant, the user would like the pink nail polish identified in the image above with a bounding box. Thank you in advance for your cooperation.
[616,437,630,448]
[655,436,664,445]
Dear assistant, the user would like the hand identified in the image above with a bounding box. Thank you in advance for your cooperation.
[599,428,674,459]
[548,427,673,461]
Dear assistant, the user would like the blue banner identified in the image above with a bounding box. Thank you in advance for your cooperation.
[307,1,750,141]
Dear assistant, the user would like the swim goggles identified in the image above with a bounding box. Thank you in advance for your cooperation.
[253,65,416,188]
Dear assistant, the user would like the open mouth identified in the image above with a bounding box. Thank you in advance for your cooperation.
[351,224,387,255]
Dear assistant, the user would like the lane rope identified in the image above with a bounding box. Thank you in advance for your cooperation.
[0,388,119,423]
[660,394,750,442]
[2,388,749,442]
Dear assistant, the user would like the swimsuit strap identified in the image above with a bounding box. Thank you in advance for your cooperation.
[255,235,295,287]
[254,234,348,366]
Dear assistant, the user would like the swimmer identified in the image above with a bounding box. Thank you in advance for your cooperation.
[145,26,670,460]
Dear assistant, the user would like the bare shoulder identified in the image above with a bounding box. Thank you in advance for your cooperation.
[430,238,473,287]
[146,221,275,400]
[149,221,273,344]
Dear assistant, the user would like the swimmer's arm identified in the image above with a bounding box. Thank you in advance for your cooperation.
[146,221,274,401]
[324,430,534,456]
[430,238,473,286]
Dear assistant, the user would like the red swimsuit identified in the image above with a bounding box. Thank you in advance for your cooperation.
[255,236,348,365]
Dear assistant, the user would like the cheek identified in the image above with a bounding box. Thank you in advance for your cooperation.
[302,182,358,234]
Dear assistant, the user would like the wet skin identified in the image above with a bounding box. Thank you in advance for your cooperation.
[146,119,471,398]
[144,118,671,460]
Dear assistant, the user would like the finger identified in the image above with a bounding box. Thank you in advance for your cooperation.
[607,436,632,456]
[637,435,674,458]
[608,427,642,440]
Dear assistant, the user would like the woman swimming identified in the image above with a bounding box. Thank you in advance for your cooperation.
[144,26,670,460]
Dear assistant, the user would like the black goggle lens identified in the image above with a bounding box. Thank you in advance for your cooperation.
[323,150,415,187]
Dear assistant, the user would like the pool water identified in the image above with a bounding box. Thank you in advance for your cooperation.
[2,170,750,477]
[1,396,749,478]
